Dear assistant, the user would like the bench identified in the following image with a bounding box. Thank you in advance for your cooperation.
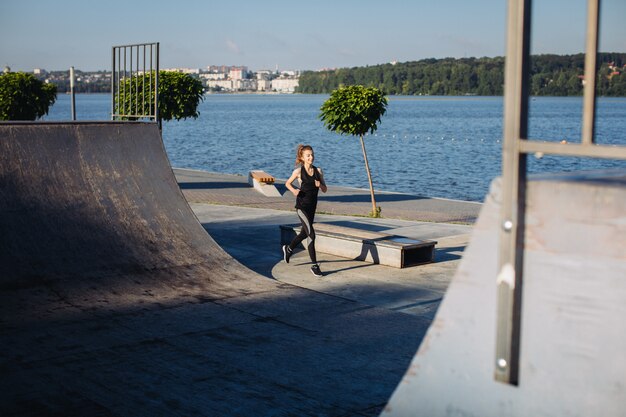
[248,170,281,197]
[280,223,437,268]
[249,170,275,184]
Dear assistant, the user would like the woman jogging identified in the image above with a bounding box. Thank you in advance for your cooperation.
[282,144,327,277]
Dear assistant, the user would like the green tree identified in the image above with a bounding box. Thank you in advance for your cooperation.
[297,53,625,96]
[116,71,204,122]
[609,72,626,96]
[0,71,57,120]
[566,74,582,95]
[320,85,388,217]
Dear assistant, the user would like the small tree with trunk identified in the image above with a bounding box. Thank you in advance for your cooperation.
[0,71,57,120]
[320,85,388,217]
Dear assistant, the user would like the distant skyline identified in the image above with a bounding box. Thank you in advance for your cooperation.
[2,0,625,72]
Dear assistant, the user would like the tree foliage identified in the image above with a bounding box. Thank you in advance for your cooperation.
[320,85,388,217]
[320,85,388,136]
[116,71,204,121]
[0,72,57,120]
[298,53,626,97]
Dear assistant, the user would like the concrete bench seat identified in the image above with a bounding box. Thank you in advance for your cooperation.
[280,223,437,268]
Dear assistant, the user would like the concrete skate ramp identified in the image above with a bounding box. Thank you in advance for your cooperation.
[0,122,429,416]
[382,170,626,416]
[0,122,234,288]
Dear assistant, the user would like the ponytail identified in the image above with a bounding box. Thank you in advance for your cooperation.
[295,144,313,167]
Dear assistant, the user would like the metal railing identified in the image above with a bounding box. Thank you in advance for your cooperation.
[111,42,159,122]
[496,0,626,385]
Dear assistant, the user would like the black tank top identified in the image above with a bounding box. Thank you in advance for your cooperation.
[295,165,319,210]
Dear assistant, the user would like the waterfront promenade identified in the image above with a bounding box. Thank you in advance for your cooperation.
[176,168,481,224]
[175,168,481,319]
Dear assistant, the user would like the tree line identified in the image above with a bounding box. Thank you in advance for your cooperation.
[38,70,111,93]
[297,53,626,96]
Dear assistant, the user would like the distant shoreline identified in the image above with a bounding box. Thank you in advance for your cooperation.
[59,92,626,101]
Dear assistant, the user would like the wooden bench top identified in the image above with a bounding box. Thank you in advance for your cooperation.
[249,171,275,183]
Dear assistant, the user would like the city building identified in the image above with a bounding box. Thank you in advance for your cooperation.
[271,77,299,93]
[257,79,271,92]
[162,67,200,74]
[200,73,227,81]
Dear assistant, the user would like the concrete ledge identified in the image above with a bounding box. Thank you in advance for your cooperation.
[248,170,282,197]
[280,223,437,268]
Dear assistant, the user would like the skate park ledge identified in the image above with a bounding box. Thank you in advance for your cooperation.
[280,223,437,268]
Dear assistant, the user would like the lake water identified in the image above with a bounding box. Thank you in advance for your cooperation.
[44,94,626,202]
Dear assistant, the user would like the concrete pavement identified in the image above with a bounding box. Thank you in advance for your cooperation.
[175,168,482,224]
[178,167,479,321]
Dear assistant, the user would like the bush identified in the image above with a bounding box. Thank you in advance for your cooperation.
[115,71,204,121]
[0,72,57,120]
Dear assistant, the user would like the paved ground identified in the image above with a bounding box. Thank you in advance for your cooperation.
[177,168,480,321]
[193,204,472,320]
[175,168,482,224]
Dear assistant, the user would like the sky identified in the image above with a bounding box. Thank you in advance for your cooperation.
[2,0,625,72]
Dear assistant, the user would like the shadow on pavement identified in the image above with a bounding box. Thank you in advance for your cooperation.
[320,193,426,203]
[178,181,249,190]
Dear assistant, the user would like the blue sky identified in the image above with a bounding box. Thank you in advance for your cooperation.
[2,0,625,72]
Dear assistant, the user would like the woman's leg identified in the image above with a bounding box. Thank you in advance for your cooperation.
[288,208,317,264]
[288,226,308,251]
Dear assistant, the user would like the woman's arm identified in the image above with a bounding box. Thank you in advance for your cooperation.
[285,168,301,197]
[316,168,328,193]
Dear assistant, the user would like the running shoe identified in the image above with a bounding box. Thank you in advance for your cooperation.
[282,245,292,263]
[310,264,323,277]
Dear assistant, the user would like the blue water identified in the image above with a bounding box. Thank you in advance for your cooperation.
[44,94,626,202]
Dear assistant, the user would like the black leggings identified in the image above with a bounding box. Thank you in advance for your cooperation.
[288,208,317,264]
